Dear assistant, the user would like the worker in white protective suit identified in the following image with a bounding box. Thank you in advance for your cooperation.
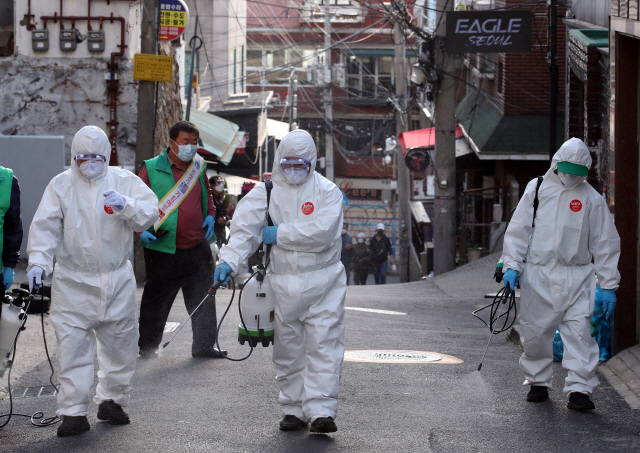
[502,137,620,412]
[215,129,346,433]
[27,126,159,437]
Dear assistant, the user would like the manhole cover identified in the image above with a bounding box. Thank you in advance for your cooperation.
[344,350,464,364]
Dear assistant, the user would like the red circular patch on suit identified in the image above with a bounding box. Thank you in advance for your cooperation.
[570,200,582,212]
[301,202,314,215]
[104,205,114,214]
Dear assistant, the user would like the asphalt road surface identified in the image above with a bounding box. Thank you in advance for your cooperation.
[2,273,640,452]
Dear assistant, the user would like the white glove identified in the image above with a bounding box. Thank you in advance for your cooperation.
[27,266,44,293]
[103,189,125,210]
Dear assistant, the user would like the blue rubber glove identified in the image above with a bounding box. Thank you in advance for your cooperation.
[503,268,518,293]
[214,262,232,286]
[203,215,215,241]
[140,231,157,244]
[263,226,278,245]
[2,267,14,290]
[103,189,125,210]
[602,289,617,320]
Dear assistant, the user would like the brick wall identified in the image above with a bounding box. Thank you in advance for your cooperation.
[484,0,567,115]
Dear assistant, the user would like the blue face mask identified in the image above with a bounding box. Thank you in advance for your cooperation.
[175,144,197,162]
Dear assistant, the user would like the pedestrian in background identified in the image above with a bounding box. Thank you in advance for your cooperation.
[353,232,370,285]
[0,164,22,292]
[369,223,393,285]
[502,137,620,411]
[340,222,354,285]
[27,126,158,436]
[137,120,226,359]
[209,174,228,248]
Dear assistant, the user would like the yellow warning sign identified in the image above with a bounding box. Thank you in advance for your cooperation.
[133,54,173,83]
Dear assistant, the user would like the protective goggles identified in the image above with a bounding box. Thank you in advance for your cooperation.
[278,156,311,175]
[74,153,107,163]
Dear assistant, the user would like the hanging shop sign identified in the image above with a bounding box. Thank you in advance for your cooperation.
[405,149,431,173]
[446,10,531,54]
[159,0,189,42]
[133,54,174,82]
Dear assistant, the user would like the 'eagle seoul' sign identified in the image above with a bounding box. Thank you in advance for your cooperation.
[446,11,531,54]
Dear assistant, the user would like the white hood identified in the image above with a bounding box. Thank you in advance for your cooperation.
[550,137,591,172]
[271,129,317,186]
[70,126,111,179]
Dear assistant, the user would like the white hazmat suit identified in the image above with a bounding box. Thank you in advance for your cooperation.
[27,126,158,417]
[219,130,346,423]
[502,137,620,397]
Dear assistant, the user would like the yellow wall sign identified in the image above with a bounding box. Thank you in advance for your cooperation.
[133,54,173,83]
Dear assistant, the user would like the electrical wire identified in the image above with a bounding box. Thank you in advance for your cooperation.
[0,290,60,429]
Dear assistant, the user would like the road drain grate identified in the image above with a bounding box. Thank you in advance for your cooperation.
[344,350,464,364]
[10,385,58,398]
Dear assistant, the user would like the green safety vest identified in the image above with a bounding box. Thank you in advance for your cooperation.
[141,148,210,254]
[0,166,14,275]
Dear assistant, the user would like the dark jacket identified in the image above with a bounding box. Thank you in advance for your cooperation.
[369,234,391,266]
[3,176,23,269]
[353,242,371,271]
[340,232,354,266]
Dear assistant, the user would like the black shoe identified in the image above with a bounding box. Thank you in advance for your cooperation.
[567,392,595,411]
[279,415,307,431]
[97,400,131,425]
[309,417,337,433]
[57,415,90,437]
[192,347,228,358]
[139,347,159,359]
[526,385,549,403]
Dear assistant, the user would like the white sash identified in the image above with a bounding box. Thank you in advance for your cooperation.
[154,154,206,231]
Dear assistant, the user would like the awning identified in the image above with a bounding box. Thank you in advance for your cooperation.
[185,108,244,165]
[410,201,431,224]
[267,118,290,141]
[398,126,464,155]
[345,49,418,58]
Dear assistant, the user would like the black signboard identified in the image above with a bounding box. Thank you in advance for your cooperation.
[446,11,531,54]
[405,149,431,173]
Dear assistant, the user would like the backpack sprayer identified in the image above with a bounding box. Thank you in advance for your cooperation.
[0,283,60,428]
[163,181,276,360]
[473,176,544,371]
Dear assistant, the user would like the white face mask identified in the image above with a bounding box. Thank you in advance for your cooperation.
[215,183,225,193]
[283,171,308,185]
[175,143,197,162]
[357,238,365,244]
[558,172,581,187]
[76,159,105,179]
[342,229,347,235]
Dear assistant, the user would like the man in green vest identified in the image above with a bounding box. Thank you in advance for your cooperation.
[137,120,225,359]
[0,165,22,292]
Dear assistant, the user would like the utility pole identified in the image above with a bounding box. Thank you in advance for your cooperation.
[324,0,334,181]
[134,0,158,282]
[433,0,456,275]
[395,1,411,282]
[548,0,558,160]
[136,0,159,171]
[288,71,298,131]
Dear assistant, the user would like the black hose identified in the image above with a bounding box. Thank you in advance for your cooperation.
[215,274,256,362]
[472,286,518,334]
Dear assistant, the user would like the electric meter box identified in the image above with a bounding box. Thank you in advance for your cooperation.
[32,30,49,51]
[60,30,77,51]
[88,31,105,52]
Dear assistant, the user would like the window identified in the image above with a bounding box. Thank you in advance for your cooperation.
[238,45,245,93]
[230,49,236,95]
[345,53,395,98]
[246,47,320,86]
